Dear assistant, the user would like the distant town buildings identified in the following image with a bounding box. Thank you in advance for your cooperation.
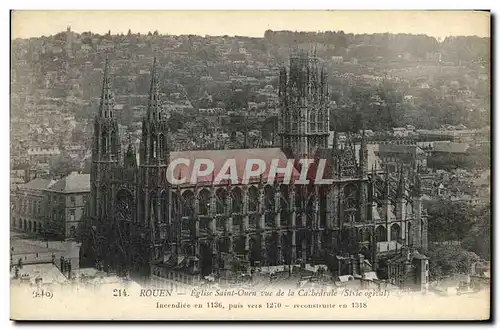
[11,172,90,240]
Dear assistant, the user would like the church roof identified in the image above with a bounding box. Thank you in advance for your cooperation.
[432,141,469,154]
[378,144,425,155]
[19,178,55,191]
[169,147,302,185]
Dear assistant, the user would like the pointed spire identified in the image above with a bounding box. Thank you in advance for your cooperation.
[359,130,367,178]
[99,55,114,118]
[147,56,162,121]
[332,131,338,151]
[397,163,405,198]
[412,167,422,197]
[384,163,391,199]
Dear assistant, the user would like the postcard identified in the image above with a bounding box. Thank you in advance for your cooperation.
[9,10,491,321]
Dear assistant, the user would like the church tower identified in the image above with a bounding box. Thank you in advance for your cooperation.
[138,57,170,262]
[279,50,330,159]
[411,167,427,250]
[140,57,170,167]
[90,57,120,222]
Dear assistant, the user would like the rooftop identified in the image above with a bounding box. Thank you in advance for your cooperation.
[19,178,55,191]
[47,172,90,193]
[10,263,69,285]
[378,144,425,155]
[432,141,470,154]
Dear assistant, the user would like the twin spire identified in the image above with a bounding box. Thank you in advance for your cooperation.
[99,56,115,118]
[99,55,162,121]
[147,56,162,121]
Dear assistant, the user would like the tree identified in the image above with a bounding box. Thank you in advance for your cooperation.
[71,126,85,144]
[425,245,480,280]
[41,218,66,241]
[426,200,475,243]
[168,112,187,132]
[462,205,491,260]
[50,151,77,178]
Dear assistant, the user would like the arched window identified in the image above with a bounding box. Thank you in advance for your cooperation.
[150,134,157,159]
[171,192,180,222]
[101,133,108,154]
[343,184,358,210]
[198,189,211,216]
[149,192,159,224]
[181,190,195,218]
[248,186,259,212]
[407,222,412,246]
[249,237,259,266]
[215,188,227,215]
[158,134,164,159]
[231,188,243,214]
[390,223,401,242]
[280,185,289,210]
[363,229,371,242]
[294,185,303,210]
[160,190,169,224]
[421,220,424,246]
[376,225,387,242]
[115,189,135,222]
[264,185,275,211]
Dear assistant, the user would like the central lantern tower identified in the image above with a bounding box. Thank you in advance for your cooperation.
[278,49,330,160]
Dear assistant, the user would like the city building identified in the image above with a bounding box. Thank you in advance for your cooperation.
[12,178,55,234]
[11,172,90,240]
[375,143,427,172]
[44,172,91,239]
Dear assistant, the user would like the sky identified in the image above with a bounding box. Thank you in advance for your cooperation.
[12,10,490,40]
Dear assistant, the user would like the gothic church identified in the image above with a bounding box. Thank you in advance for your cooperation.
[83,51,428,284]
